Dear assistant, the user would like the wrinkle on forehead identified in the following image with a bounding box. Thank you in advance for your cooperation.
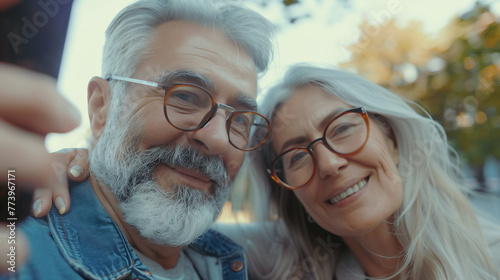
[271,88,351,153]
[178,39,255,79]
[138,21,257,98]
[153,21,254,77]
[271,103,322,153]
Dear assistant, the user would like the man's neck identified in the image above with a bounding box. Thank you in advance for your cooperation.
[88,174,183,269]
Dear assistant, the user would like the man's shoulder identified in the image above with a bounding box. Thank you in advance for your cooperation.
[15,179,139,280]
[14,180,94,279]
[188,227,244,257]
[185,228,249,280]
[21,213,49,231]
[17,215,83,279]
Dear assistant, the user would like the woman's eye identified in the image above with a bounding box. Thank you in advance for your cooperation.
[286,150,309,169]
[330,123,354,137]
[291,151,306,163]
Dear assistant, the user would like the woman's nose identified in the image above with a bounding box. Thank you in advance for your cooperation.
[314,143,348,180]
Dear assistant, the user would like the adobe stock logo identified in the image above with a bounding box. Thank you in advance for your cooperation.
[7,0,72,54]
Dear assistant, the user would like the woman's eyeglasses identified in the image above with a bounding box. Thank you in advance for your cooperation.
[268,107,370,189]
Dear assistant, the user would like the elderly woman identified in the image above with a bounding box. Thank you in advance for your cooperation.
[239,64,500,279]
[38,64,500,279]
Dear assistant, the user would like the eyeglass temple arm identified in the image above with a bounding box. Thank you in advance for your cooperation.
[105,75,161,88]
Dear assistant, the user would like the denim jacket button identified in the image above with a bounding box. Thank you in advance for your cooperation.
[145,270,152,276]
[230,260,243,272]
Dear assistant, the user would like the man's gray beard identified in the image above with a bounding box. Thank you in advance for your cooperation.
[89,124,231,246]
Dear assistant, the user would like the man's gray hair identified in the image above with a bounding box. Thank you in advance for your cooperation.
[102,0,275,79]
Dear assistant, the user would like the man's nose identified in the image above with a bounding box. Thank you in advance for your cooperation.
[188,110,229,156]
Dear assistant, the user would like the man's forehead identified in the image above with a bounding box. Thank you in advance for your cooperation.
[152,21,257,72]
[134,21,259,108]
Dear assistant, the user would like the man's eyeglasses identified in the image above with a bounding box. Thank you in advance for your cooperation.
[106,75,271,151]
[268,107,370,189]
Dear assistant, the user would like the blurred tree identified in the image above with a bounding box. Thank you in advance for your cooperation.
[242,0,351,25]
[340,2,500,168]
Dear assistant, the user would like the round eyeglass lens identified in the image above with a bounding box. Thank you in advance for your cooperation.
[273,148,314,188]
[325,112,367,154]
[165,85,213,130]
[229,112,270,150]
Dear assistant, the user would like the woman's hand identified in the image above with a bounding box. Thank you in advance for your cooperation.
[32,148,90,217]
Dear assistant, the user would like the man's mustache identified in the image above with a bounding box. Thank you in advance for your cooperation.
[126,145,230,193]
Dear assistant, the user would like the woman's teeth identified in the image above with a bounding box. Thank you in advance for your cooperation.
[329,179,367,204]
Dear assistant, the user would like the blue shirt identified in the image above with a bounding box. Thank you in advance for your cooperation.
[4,180,247,280]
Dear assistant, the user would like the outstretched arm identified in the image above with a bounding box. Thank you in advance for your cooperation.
[0,63,80,272]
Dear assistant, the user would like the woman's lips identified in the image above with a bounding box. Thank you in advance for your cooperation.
[327,176,369,205]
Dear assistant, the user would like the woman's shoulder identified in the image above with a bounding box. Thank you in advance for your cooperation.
[211,220,282,249]
[477,214,500,264]
[471,192,500,266]
[335,248,366,280]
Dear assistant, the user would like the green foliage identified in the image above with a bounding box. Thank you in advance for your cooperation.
[419,3,500,165]
[283,0,299,6]
[342,2,500,166]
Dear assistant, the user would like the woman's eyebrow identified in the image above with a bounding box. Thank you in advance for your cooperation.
[318,107,348,130]
[281,136,308,153]
[280,107,350,152]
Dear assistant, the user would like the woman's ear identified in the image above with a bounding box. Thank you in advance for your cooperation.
[88,77,111,140]
[371,113,399,166]
[390,136,399,167]
[384,123,399,166]
[386,124,399,167]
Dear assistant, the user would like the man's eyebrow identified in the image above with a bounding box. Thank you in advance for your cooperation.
[234,94,258,112]
[156,69,215,91]
[157,70,258,111]
[155,69,257,111]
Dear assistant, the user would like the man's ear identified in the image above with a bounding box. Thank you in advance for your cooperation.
[88,77,111,139]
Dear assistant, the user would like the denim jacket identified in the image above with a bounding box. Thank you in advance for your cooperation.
[5,180,247,280]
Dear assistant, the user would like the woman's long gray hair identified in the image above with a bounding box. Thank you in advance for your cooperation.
[247,64,500,279]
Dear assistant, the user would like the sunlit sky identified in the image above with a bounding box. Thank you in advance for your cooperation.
[46,0,500,152]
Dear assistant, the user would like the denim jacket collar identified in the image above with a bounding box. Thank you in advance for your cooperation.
[46,179,247,280]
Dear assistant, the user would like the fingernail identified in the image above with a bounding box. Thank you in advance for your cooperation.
[55,197,66,215]
[69,165,83,178]
[33,199,42,217]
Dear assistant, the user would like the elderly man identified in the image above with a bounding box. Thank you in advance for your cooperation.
[11,0,274,279]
